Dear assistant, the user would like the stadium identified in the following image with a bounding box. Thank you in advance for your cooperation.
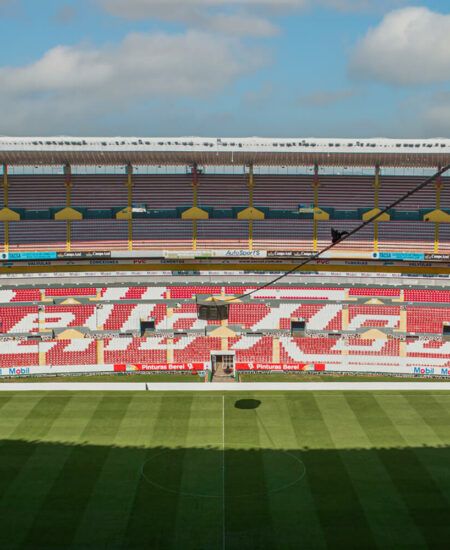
[0,137,449,548]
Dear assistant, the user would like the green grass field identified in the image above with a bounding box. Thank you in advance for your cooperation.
[0,390,448,549]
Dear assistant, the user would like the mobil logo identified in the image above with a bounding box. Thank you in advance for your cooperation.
[8,367,30,376]
[440,368,450,376]
[413,367,435,375]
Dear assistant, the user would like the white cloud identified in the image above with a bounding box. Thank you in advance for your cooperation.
[95,0,402,19]
[95,1,307,21]
[0,31,265,98]
[0,30,267,134]
[94,0,403,37]
[299,87,360,106]
[208,12,280,37]
[349,7,450,86]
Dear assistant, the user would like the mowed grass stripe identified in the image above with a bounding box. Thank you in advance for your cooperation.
[224,395,277,550]
[286,393,377,549]
[0,394,13,414]
[401,392,450,445]
[314,392,426,548]
[254,396,327,550]
[22,394,133,549]
[171,395,223,550]
[345,392,450,548]
[0,394,71,500]
[374,393,450,520]
[374,393,449,448]
[0,395,101,549]
[123,395,194,549]
[72,394,164,549]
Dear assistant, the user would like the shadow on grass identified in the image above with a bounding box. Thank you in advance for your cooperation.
[234,399,261,410]
[0,438,448,549]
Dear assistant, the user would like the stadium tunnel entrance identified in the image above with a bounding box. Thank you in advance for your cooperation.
[211,352,235,376]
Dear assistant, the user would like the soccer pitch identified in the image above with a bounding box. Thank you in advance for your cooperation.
[0,391,448,549]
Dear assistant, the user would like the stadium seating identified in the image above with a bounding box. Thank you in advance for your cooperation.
[104,337,166,364]
[253,220,314,251]
[0,306,38,333]
[2,173,448,253]
[0,281,449,374]
[197,220,248,249]
[44,339,97,366]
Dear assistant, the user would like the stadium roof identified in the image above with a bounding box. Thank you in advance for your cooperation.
[1,137,450,168]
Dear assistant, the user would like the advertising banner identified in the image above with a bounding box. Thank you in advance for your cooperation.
[57,251,111,259]
[235,363,325,371]
[0,365,115,377]
[373,252,425,261]
[320,364,450,376]
[1,252,58,261]
[113,363,205,372]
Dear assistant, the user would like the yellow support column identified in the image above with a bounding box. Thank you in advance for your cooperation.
[3,164,9,254]
[192,182,198,251]
[126,164,134,251]
[190,164,201,251]
[97,339,104,365]
[434,169,442,253]
[272,337,280,363]
[373,165,381,252]
[312,164,320,252]
[399,307,407,333]
[166,338,174,363]
[64,164,72,252]
[247,164,254,250]
[342,304,349,331]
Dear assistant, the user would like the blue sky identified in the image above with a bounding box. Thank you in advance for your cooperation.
[0,0,449,137]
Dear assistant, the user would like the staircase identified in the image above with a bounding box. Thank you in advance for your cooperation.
[211,364,236,383]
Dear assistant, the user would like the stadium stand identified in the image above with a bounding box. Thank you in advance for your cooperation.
[0,282,449,375]
[1,171,449,253]
[1,138,450,378]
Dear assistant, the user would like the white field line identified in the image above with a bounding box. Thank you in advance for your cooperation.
[0,382,449,392]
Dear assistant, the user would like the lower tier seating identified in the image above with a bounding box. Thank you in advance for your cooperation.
[2,336,450,368]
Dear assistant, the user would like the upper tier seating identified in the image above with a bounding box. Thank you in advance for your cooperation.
[133,220,193,250]
[71,220,128,251]
[253,220,313,251]
[9,221,66,251]
[1,173,448,253]
[197,220,248,249]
